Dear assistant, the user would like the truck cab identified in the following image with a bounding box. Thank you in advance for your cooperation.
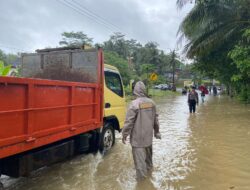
[104,64,126,131]
[97,64,126,153]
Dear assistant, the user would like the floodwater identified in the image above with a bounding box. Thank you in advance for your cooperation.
[2,93,250,190]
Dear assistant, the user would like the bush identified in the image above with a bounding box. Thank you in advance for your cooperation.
[0,60,11,76]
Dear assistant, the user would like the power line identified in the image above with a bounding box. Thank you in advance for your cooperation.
[71,0,123,32]
[58,0,117,33]
[58,0,133,38]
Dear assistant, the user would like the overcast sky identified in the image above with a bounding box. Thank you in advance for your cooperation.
[0,0,193,54]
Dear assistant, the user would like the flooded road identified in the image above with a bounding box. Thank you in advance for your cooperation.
[2,94,250,190]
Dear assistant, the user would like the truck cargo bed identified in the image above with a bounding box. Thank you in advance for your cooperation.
[0,49,104,159]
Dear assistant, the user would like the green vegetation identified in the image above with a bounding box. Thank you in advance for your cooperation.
[228,30,250,102]
[59,31,93,47]
[148,89,179,97]
[125,88,179,102]
[2,1,248,103]
[104,51,132,85]
[0,49,19,66]
[177,0,250,103]
[3,2,249,103]
[58,31,188,86]
[0,60,11,76]
[0,49,20,76]
[1,31,192,90]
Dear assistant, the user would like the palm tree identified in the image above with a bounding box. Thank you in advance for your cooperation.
[177,0,250,58]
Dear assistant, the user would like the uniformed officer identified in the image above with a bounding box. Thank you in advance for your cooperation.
[122,81,161,180]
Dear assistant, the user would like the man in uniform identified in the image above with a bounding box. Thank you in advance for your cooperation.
[188,86,199,113]
[122,81,161,180]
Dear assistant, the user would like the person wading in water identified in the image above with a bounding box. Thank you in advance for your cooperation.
[188,86,199,113]
[122,81,161,181]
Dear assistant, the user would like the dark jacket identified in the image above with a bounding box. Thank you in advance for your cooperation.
[188,90,199,104]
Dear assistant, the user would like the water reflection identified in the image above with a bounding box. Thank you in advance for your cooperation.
[2,94,250,190]
[185,96,250,190]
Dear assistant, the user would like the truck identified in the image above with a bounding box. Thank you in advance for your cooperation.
[0,47,126,178]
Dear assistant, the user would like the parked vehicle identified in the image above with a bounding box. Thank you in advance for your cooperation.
[154,84,163,89]
[160,84,169,90]
[154,84,170,90]
[0,47,126,178]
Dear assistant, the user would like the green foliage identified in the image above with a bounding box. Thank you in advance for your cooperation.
[178,0,250,102]
[179,0,249,58]
[140,64,156,74]
[103,32,142,60]
[0,60,11,76]
[228,30,250,102]
[0,50,6,61]
[59,31,93,47]
[0,49,19,65]
[124,85,133,97]
[102,33,184,85]
[229,30,250,82]
[104,51,133,85]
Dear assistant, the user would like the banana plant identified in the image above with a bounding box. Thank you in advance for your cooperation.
[0,60,11,76]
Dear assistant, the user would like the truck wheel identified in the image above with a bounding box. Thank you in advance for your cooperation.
[99,123,115,154]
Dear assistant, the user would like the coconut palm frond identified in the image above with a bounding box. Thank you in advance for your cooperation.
[176,0,192,9]
[178,0,250,58]
[186,20,244,58]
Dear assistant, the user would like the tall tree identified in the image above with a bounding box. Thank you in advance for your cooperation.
[178,0,250,101]
[59,31,93,47]
[178,0,250,58]
[58,31,185,86]
[0,49,20,66]
[228,29,250,102]
[104,51,132,85]
[103,32,141,59]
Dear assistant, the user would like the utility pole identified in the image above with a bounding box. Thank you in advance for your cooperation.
[146,66,149,95]
[171,50,176,91]
[127,56,134,70]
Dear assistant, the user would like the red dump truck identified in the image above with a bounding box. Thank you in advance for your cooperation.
[0,47,125,178]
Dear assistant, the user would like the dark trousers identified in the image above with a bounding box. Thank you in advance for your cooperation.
[189,100,196,113]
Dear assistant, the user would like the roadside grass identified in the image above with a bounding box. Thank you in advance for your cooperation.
[125,88,179,101]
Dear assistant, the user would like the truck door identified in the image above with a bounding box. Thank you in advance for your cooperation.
[104,70,126,130]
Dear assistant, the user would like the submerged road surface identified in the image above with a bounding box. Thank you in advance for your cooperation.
[2,94,250,190]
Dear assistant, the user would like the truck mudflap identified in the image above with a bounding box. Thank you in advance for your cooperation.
[74,133,92,153]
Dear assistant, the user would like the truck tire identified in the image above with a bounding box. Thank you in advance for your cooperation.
[99,122,115,154]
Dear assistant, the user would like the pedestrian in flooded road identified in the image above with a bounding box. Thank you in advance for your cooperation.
[199,85,208,103]
[188,86,199,113]
[209,86,212,94]
[213,85,218,96]
[201,89,206,103]
[122,81,161,181]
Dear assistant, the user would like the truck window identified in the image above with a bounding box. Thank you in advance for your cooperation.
[105,71,123,97]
